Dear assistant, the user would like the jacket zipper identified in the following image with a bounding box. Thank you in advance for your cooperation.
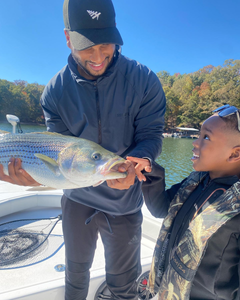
[93,81,102,144]
[168,180,213,265]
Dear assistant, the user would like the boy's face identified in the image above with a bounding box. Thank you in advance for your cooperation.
[192,115,238,179]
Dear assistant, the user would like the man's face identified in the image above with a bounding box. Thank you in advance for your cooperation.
[191,116,235,179]
[65,31,116,80]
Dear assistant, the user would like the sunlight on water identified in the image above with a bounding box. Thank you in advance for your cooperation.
[156,138,194,189]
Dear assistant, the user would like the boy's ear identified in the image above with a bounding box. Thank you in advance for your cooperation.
[228,146,240,162]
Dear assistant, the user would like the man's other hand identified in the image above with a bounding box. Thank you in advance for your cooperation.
[106,160,136,190]
[0,157,41,186]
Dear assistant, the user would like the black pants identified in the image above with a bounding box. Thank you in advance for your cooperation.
[61,195,143,300]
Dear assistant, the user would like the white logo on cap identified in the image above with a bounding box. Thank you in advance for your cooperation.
[87,10,101,20]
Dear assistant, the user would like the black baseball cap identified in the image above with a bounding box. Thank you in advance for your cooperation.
[63,0,123,51]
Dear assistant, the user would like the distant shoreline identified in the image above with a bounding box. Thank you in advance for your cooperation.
[21,122,45,126]
[0,120,45,126]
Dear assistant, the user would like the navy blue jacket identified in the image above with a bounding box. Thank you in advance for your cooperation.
[40,49,166,215]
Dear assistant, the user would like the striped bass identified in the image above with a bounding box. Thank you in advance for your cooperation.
[0,131,127,189]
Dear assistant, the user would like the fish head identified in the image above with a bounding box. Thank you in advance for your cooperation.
[58,140,127,187]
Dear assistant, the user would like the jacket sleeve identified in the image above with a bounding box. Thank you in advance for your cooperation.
[40,82,73,136]
[142,161,186,218]
[128,71,166,160]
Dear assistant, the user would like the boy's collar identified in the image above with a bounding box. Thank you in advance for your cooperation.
[205,173,239,186]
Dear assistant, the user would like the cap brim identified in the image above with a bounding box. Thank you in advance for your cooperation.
[68,27,123,51]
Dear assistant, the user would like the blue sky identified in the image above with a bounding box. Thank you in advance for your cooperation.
[0,0,239,85]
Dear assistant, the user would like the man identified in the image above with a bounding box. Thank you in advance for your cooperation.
[0,0,166,299]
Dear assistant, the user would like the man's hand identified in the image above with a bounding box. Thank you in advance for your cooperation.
[126,156,152,182]
[0,157,41,186]
[106,160,136,190]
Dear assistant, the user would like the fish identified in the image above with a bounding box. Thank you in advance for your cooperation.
[0,130,127,189]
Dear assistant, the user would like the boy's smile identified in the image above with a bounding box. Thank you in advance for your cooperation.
[191,115,239,179]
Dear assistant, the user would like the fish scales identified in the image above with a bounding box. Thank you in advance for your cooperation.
[0,131,126,189]
[0,133,74,188]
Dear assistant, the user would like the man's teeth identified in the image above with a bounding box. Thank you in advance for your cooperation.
[193,154,199,158]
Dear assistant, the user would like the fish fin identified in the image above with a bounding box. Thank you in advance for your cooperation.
[0,129,10,134]
[93,180,104,187]
[34,153,61,176]
[29,131,64,137]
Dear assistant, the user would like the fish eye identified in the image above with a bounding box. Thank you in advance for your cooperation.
[92,152,101,161]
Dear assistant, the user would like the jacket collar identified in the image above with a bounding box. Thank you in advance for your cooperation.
[203,173,239,188]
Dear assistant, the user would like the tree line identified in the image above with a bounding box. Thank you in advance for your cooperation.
[0,80,45,124]
[157,59,240,130]
[0,59,239,128]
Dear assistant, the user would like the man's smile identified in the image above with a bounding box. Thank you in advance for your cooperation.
[88,59,107,72]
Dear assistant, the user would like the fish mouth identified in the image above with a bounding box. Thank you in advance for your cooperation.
[100,157,126,176]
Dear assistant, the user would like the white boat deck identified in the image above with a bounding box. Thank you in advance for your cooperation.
[0,181,162,300]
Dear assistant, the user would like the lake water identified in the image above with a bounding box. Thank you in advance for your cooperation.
[156,138,193,188]
[0,122,194,189]
[0,122,46,133]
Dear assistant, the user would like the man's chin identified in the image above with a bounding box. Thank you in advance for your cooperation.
[87,69,105,78]
[86,64,109,78]
[79,64,108,79]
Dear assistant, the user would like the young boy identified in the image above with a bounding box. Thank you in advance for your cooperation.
[128,104,240,300]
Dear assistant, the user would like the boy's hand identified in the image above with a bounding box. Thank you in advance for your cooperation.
[127,156,152,182]
[106,160,136,190]
[0,157,41,186]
